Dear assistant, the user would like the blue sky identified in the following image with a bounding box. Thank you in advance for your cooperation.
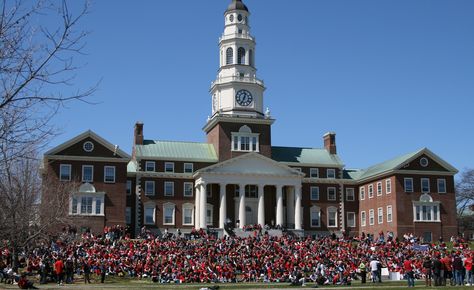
[48,0,474,172]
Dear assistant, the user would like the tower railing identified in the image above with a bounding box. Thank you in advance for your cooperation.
[219,32,254,42]
[211,75,264,87]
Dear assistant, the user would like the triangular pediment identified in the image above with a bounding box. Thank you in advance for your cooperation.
[394,148,457,173]
[197,153,304,177]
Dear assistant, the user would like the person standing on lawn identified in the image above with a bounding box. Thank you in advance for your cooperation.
[54,258,64,285]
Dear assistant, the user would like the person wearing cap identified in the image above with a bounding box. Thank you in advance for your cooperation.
[403,257,415,287]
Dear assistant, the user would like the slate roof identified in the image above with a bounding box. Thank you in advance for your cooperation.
[271,146,344,167]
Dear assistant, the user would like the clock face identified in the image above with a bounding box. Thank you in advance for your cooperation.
[235,90,253,106]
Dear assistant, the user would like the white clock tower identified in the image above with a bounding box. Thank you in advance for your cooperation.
[210,0,266,119]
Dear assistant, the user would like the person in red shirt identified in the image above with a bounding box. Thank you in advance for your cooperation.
[54,258,64,285]
[465,254,473,286]
[403,257,414,287]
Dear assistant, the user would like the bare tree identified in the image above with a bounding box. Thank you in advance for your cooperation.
[456,168,474,216]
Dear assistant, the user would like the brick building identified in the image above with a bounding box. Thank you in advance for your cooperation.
[43,0,458,241]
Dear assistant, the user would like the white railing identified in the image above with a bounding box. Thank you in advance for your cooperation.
[219,32,254,42]
[211,75,264,87]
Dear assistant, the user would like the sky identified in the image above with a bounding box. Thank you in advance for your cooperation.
[45,0,474,173]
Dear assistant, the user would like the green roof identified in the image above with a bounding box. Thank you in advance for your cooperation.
[347,148,424,181]
[135,140,218,162]
[271,146,344,167]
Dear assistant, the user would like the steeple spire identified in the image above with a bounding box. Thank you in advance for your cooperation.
[226,0,249,13]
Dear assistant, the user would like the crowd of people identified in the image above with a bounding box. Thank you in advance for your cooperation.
[0,226,473,288]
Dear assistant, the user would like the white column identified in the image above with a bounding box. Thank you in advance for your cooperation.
[195,184,200,229]
[295,185,302,230]
[239,184,246,228]
[276,185,284,226]
[199,182,207,229]
[258,184,265,226]
[287,187,295,228]
[219,183,227,229]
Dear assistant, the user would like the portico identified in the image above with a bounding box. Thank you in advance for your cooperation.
[193,152,304,230]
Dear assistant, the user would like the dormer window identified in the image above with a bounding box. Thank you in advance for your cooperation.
[231,125,259,152]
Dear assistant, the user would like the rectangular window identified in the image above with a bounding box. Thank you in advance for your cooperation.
[164,206,174,225]
[104,166,115,183]
[421,178,430,193]
[346,188,355,201]
[361,211,366,227]
[433,206,438,221]
[184,163,194,173]
[360,186,365,200]
[145,161,155,172]
[82,165,93,182]
[184,182,193,197]
[328,208,337,227]
[164,181,174,196]
[252,136,257,151]
[144,206,155,225]
[347,212,356,228]
[378,207,383,224]
[327,187,336,201]
[206,208,213,225]
[60,164,72,181]
[310,168,319,178]
[368,184,374,198]
[240,136,250,151]
[233,136,239,150]
[95,198,102,215]
[437,179,446,193]
[232,133,259,152]
[386,179,392,194]
[183,207,193,225]
[71,197,78,214]
[310,186,319,201]
[81,196,93,214]
[327,169,336,179]
[387,205,393,222]
[145,181,155,196]
[311,208,320,227]
[404,178,414,192]
[377,182,382,196]
[369,209,375,225]
[413,204,441,222]
[164,162,174,173]
[125,207,131,224]
[126,180,132,195]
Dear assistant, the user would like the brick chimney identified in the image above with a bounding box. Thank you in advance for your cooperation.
[134,122,144,145]
[323,132,337,155]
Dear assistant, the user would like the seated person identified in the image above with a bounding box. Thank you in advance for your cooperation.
[18,273,38,289]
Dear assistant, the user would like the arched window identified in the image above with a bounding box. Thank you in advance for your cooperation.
[226,47,233,65]
[249,49,253,66]
[238,47,246,64]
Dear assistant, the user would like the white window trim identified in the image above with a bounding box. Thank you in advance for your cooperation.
[310,168,319,178]
[327,206,338,228]
[368,184,374,198]
[421,178,430,193]
[164,162,175,173]
[183,182,194,197]
[369,209,375,226]
[327,187,336,201]
[104,166,116,183]
[310,206,321,228]
[360,186,365,200]
[60,164,72,181]
[145,181,155,196]
[346,188,355,201]
[387,205,393,223]
[327,169,336,179]
[386,179,392,194]
[145,161,156,172]
[184,163,194,173]
[310,186,319,201]
[413,198,441,222]
[182,203,194,226]
[163,202,175,225]
[437,178,447,193]
[126,180,132,195]
[404,178,414,192]
[82,165,94,183]
[347,212,356,228]
[164,181,174,197]
[144,202,156,225]
[377,207,383,224]
[206,203,214,226]
[377,182,382,196]
[231,132,260,152]
[69,193,105,216]
[361,211,366,227]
